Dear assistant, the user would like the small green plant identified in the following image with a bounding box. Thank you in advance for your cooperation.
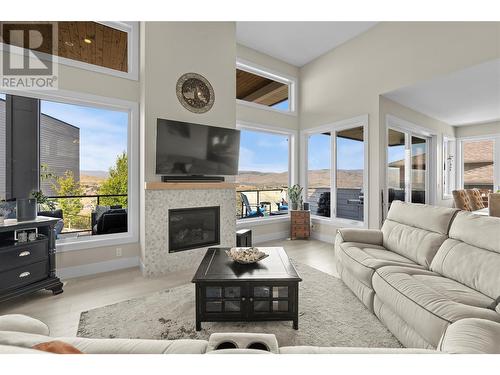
[287,184,304,210]
[31,190,56,211]
[0,201,11,218]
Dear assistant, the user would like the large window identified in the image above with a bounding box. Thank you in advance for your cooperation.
[304,117,367,225]
[0,91,137,250]
[235,127,291,220]
[236,61,296,113]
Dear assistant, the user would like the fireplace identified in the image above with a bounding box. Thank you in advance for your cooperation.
[168,206,220,252]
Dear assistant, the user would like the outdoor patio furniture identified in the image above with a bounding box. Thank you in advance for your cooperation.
[240,193,264,218]
[91,206,127,235]
[38,209,64,236]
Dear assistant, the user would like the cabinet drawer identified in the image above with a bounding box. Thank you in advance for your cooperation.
[0,260,49,292]
[0,240,48,272]
[292,217,309,225]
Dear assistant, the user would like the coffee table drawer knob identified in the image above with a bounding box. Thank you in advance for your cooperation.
[249,298,254,302]
[241,297,246,301]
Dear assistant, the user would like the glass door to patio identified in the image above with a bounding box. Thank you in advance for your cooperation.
[386,127,430,215]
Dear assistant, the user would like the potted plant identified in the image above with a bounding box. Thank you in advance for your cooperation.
[0,201,12,225]
[287,184,304,211]
[32,190,56,212]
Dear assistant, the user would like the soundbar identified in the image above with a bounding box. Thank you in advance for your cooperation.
[161,175,225,183]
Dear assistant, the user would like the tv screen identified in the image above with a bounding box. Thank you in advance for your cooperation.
[156,119,240,176]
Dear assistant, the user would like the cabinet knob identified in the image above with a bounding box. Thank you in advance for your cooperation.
[19,271,31,278]
[18,251,31,257]
[249,298,254,302]
[241,297,246,301]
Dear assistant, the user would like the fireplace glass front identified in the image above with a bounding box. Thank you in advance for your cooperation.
[168,206,220,252]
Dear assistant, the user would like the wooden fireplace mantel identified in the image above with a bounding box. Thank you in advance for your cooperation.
[145,181,237,190]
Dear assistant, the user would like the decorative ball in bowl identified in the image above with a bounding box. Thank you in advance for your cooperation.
[225,247,269,264]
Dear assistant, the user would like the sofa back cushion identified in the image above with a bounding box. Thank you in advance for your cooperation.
[430,212,500,298]
[381,201,458,267]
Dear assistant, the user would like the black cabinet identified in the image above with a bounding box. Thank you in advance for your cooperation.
[0,217,63,302]
[196,282,299,330]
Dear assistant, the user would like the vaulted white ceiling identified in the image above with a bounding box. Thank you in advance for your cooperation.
[385,59,500,126]
[236,22,377,67]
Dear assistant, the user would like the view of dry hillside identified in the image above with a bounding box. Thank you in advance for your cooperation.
[236,169,363,191]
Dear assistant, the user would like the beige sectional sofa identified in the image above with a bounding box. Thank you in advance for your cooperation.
[335,200,500,349]
[1,314,500,354]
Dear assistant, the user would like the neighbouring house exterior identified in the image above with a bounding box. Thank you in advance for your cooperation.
[463,140,494,190]
[0,98,80,198]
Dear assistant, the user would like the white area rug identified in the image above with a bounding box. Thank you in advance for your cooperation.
[78,262,401,348]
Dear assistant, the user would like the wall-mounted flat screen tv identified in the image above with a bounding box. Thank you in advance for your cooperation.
[156,118,240,176]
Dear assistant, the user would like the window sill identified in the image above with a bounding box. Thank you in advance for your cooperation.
[237,100,297,117]
[236,215,290,227]
[56,232,138,253]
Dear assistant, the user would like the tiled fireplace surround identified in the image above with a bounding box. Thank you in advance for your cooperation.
[142,184,236,277]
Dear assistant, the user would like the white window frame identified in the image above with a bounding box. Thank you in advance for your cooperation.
[442,136,456,199]
[0,21,139,81]
[457,134,500,192]
[235,121,297,225]
[1,88,139,252]
[300,115,369,228]
[236,58,298,116]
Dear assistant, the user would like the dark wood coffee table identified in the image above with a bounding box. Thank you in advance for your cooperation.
[192,247,302,331]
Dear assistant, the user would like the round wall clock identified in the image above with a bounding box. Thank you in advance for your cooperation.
[176,73,215,114]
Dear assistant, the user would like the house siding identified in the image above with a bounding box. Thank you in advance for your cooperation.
[0,98,80,198]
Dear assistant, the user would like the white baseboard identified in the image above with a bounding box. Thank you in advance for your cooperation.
[58,256,140,280]
[311,231,336,244]
[253,230,289,244]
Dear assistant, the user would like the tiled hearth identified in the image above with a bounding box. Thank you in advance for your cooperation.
[142,183,236,277]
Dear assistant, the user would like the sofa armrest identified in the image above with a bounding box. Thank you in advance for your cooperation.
[0,315,49,336]
[336,228,383,246]
[438,318,500,354]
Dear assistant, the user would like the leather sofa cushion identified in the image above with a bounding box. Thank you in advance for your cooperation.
[279,346,434,354]
[385,200,458,234]
[0,315,49,336]
[0,344,50,354]
[438,318,500,354]
[448,211,500,254]
[381,219,448,267]
[372,266,500,347]
[337,241,422,288]
[0,331,208,354]
[431,238,500,299]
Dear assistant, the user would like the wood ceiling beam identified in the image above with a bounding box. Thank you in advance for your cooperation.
[243,81,287,105]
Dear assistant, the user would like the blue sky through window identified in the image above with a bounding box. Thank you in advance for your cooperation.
[41,101,128,172]
[271,99,289,111]
[308,133,364,170]
[238,129,288,173]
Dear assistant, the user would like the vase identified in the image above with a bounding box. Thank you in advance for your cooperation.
[291,202,299,210]
[16,198,37,222]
